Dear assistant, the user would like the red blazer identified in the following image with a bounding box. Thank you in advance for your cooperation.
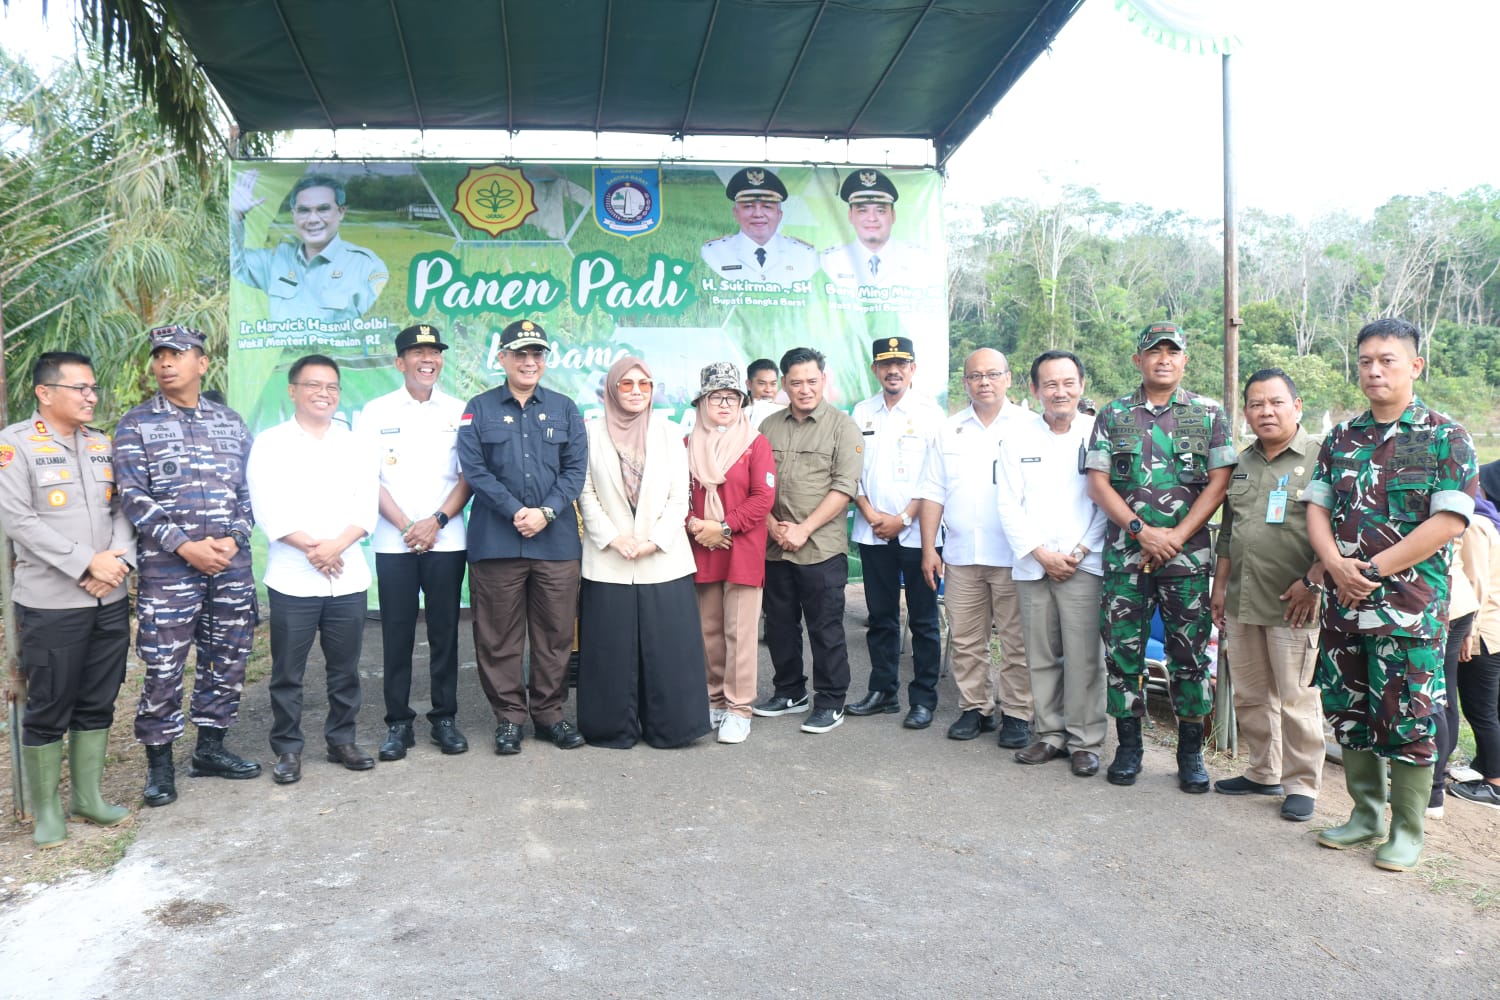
[688,433,775,586]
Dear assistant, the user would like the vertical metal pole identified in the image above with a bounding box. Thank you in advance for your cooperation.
[1214,52,1239,754]
[0,284,24,818]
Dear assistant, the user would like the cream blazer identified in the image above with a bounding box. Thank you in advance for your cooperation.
[579,414,696,585]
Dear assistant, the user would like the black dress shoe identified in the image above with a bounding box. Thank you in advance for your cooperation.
[1070,750,1101,777]
[846,690,900,716]
[430,720,469,755]
[1014,741,1066,765]
[326,742,376,771]
[379,723,415,761]
[494,721,523,755]
[272,752,302,785]
[903,704,934,729]
[996,714,1032,749]
[536,719,585,749]
[947,709,984,740]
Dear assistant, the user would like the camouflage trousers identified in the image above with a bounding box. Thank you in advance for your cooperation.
[1315,628,1444,766]
[133,566,258,745]
[1100,571,1214,720]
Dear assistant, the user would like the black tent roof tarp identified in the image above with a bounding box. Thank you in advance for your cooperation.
[165,0,1082,164]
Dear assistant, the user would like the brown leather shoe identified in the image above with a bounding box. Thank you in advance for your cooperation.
[1014,741,1066,765]
[325,743,376,771]
[1071,750,1100,777]
[272,752,302,785]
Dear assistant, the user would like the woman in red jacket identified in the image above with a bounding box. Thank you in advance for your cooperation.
[686,362,776,744]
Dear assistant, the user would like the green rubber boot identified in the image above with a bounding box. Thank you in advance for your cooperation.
[21,741,67,849]
[1317,748,1388,849]
[68,729,130,826]
[1375,760,1433,872]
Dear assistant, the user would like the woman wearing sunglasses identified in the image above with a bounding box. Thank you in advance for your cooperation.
[576,356,710,748]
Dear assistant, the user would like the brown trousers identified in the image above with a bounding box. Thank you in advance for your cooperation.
[1224,616,1324,796]
[469,557,579,727]
[697,581,762,719]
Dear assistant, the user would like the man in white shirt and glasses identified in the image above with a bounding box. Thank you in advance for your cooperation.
[919,348,1032,745]
[247,355,380,785]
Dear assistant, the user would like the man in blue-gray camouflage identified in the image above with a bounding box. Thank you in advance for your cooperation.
[115,325,261,807]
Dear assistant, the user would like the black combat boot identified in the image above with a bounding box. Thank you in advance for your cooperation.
[189,726,262,779]
[1107,715,1144,786]
[143,743,178,807]
[1176,719,1210,794]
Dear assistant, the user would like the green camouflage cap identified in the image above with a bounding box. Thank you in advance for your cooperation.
[1137,322,1186,352]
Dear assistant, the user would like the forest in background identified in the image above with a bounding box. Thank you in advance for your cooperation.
[5,51,1499,445]
[946,184,1500,443]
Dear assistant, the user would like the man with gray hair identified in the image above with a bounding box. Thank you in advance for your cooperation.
[919,347,1032,745]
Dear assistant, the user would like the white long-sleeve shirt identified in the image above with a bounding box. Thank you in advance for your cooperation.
[995,411,1106,581]
[918,402,1029,566]
[247,418,379,597]
[852,390,946,548]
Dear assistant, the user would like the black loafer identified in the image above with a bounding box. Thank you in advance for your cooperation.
[1280,793,1316,822]
[846,690,900,716]
[326,742,376,771]
[430,720,469,755]
[903,704,934,729]
[494,721,523,755]
[379,723,415,761]
[536,719,585,749]
[1214,775,1284,796]
[272,752,302,785]
[947,709,984,740]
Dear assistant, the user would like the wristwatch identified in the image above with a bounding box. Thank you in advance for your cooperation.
[432,510,450,529]
[721,521,732,539]
[1127,518,1144,538]
[1301,574,1324,595]
[539,506,557,524]
[899,512,913,528]
[229,529,250,550]
[1360,558,1383,583]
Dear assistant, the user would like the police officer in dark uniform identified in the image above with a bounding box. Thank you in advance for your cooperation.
[0,352,135,847]
[114,326,260,807]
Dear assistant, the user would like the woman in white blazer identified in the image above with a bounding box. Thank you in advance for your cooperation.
[576,355,710,748]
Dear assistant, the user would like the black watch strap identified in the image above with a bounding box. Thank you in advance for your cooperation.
[432,510,449,529]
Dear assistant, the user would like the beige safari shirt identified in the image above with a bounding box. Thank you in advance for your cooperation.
[0,412,135,609]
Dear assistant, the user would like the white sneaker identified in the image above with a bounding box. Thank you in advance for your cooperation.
[718,714,751,744]
[709,707,727,728]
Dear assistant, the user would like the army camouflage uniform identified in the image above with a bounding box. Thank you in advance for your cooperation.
[114,392,258,745]
[1086,386,1236,720]
[1304,398,1478,766]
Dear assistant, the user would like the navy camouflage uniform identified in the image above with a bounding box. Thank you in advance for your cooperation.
[114,392,257,745]
[1304,398,1478,765]
[1086,386,1236,719]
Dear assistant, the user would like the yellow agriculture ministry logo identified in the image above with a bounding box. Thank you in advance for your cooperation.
[453,165,536,237]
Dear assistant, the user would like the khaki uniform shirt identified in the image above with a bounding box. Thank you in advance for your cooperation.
[1219,427,1320,628]
[0,412,134,609]
[760,400,863,566]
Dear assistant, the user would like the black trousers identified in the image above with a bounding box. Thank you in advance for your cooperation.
[267,589,366,754]
[1434,611,1474,796]
[859,541,942,708]
[763,555,851,711]
[375,550,466,725]
[17,600,130,745]
[577,574,710,748]
[1458,636,1500,779]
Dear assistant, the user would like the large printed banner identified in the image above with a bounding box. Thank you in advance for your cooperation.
[227,160,948,431]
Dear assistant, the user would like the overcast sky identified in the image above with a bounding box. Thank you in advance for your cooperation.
[4,0,1495,223]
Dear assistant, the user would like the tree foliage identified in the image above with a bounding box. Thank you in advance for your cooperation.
[949,186,1500,434]
[1,44,230,426]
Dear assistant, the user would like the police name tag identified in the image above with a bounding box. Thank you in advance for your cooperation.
[1266,474,1289,524]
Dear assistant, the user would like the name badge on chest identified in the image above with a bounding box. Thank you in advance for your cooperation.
[1266,474,1288,524]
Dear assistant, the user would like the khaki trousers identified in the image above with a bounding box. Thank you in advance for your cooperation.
[697,581,762,719]
[944,562,1030,717]
[1225,616,1324,796]
[1017,572,1107,752]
